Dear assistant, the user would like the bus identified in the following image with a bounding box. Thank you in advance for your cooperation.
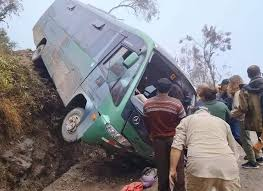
[32,0,196,159]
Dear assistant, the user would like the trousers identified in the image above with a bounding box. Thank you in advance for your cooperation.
[229,118,242,146]
[153,137,185,191]
[240,121,261,163]
[186,173,240,191]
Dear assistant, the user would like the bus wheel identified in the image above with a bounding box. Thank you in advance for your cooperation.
[62,107,85,143]
[32,44,45,63]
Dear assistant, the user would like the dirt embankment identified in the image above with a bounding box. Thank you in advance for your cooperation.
[0,50,98,191]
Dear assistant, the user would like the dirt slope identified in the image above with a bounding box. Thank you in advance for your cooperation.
[0,50,96,191]
[43,135,263,191]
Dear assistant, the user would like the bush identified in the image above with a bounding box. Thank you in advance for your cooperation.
[0,51,62,139]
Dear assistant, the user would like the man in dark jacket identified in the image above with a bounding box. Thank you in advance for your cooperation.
[237,65,263,168]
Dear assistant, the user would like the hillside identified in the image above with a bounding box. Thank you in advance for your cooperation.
[0,50,95,191]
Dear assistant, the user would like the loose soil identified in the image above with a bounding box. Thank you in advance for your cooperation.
[43,134,263,191]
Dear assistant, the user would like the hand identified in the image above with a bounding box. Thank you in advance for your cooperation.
[169,170,177,186]
[135,89,141,95]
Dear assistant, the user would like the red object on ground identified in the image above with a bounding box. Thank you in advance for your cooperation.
[253,141,263,153]
[121,182,144,191]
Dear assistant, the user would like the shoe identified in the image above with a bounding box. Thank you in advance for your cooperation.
[256,157,263,166]
[243,156,248,160]
[242,161,259,169]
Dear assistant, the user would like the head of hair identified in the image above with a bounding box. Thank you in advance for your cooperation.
[247,65,261,79]
[196,83,209,97]
[156,78,172,94]
[201,87,217,101]
[228,75,244,95]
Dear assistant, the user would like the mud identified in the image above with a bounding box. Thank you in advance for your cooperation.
[42,135,263,191]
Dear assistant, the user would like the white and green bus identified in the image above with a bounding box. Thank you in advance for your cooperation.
[32,0,196,159]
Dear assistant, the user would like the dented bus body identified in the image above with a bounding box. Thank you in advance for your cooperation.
[32,0,196,159]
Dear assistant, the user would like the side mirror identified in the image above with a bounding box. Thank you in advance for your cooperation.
[123,52,139,68]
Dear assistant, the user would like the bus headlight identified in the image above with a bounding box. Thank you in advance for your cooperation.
[105,123,131,147]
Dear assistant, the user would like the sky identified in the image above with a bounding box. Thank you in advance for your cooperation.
[4,0,263,82]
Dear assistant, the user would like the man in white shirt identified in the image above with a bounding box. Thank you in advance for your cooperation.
[169,107,240,191]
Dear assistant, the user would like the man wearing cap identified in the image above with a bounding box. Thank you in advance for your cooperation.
[143,78,186,191]
[169,107,240,191]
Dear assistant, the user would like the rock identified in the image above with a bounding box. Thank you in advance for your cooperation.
[33,149,46,161]
[0,138,34,177]
[17,138,34,154]
[33,164,46,177]
[2,150,32,176]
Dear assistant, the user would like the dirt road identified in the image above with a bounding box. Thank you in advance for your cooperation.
[44,135,263,191]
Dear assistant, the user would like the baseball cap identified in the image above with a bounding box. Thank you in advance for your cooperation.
[156,78,172,93]
[220,79,230,86]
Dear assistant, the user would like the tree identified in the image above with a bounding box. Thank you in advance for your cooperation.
[108,0,159,22]
[178,25,232,87]
[0,0,22,23]
[0,28,15,53]
[0,0,22,53]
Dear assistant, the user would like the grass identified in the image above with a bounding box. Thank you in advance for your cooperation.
[0,51,62,140]
[0,98,22,138]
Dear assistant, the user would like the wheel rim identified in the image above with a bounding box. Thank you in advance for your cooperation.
[65,114,81,134]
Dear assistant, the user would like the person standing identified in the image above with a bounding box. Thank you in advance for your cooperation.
[228,75,244,146]
[143,78,186,191]
[169,107,240,191]
[234,65,263,168]
[218,79,233,110]
[202,87,231,121]
[195,83,209,107]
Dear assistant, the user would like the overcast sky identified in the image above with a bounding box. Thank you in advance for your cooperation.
[4,0,263,82]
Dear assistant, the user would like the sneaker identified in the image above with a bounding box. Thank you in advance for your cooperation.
[242,161,259,169]
[256,157,263,165]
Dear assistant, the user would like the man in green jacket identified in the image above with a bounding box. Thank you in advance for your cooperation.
[201,87,231,122]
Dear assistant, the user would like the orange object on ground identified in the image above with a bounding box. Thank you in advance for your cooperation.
[253,141,263,153]
[121,182,143,191]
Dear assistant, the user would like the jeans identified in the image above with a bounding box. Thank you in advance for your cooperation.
[240,121,261,163]
[229,118,242,146]
[153,137,185,191]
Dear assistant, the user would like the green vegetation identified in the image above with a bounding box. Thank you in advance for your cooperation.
[0,47,61,140]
